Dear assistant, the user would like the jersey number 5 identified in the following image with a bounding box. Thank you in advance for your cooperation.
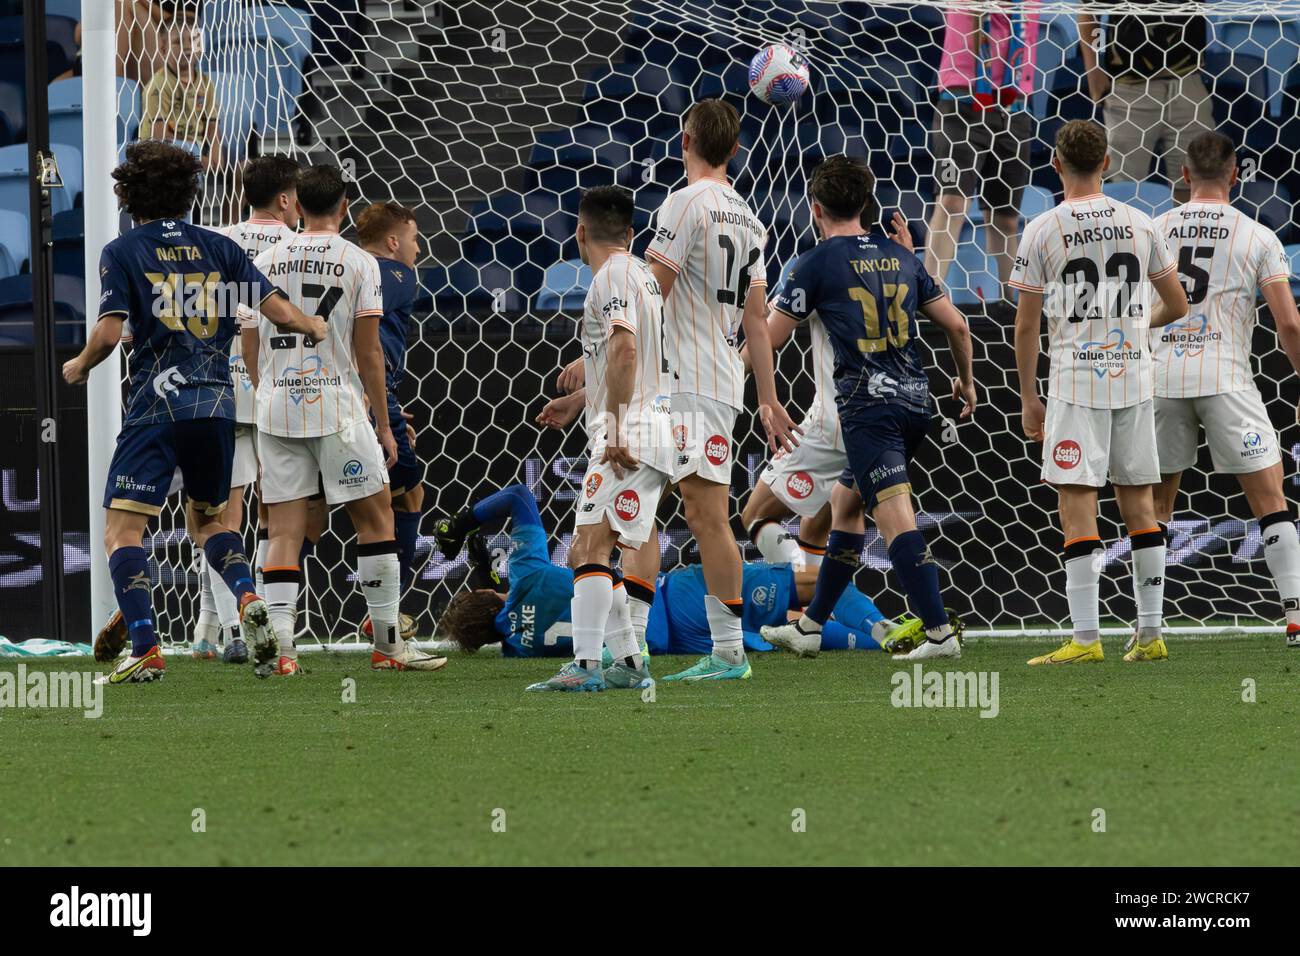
[1178,246,1212,306]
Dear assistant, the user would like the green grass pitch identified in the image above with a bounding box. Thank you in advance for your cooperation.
[1,637,1296,866]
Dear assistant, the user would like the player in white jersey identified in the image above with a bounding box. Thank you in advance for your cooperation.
[187,156,306,665]
[1151,132,1300,649]
[1011,121,1189,665]
[742,208,921,576]
[527,187,672,692]
[242,165,445,676]
[644,98,800,682]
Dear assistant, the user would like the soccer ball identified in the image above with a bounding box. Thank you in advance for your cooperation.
[748,43,810,106]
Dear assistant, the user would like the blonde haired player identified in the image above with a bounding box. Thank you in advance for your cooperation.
[646,98,800,682]
[1013,120,1190,665]
[243,165,446,676]
[1152,131,1300,649]
[527,186,672,692]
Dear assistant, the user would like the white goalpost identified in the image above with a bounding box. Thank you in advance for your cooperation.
[83,0,1300,642]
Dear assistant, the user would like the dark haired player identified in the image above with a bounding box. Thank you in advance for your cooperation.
[762,155,976,662]
[1152,131,1300,649]
[245,166,446,675]
[356,201,424,641]
[63,140,327,683]
[1012,120,1189,665]
[433,485,928,660]
[180,154,311,664]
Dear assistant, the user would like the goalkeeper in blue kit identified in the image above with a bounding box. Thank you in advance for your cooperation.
[432,484,956,659]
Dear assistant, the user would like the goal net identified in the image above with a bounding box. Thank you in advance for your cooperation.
[103,0,1300,641]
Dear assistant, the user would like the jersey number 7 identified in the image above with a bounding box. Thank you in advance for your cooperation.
[301,283,345,323]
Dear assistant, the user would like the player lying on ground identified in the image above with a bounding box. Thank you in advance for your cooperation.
[356,201,425,642]
[196,154,329,664]
[64,141,328,683]
[762,155,976,662]
[433,485,955,660]
[243,164,446,676]
[740,206,922,575]
[1011,120,1189,665]
[1150,131,1300,649]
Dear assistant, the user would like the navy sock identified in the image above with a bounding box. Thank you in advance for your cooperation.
[887,529,947,632]
[202,531,256,603]
[109,546,157,656]
[803,531,865,625]
[394,509,421,593]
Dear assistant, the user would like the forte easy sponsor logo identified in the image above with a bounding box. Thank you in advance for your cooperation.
[704,434,729,466]
[614,489,640,521]
[786,471,813,500]
[1053,440,1082,470]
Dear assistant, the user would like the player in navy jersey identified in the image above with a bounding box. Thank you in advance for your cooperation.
[762,155,976,662]
[63,141,327,683]
[431,484,946,659]
[356,201,425,639]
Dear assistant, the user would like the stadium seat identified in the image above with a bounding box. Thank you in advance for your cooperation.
[47,77,82,154]
[0,272,85,347]
[1102,180,1175,218]
[44,0,80,20]
[1203,51,1268,146]
[1209,17,1300,116]
[536,260,591,312]
[0,77,21,145]
[1020,185,1056,221]
[117,76,140,149]
[945,226,1001,307]
[208,70,260,160]
[0,207,25,273]
[1234,180,1293,244]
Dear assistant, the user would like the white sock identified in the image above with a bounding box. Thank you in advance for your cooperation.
[254,535,270,593]
[799,543,824,571]
[604,582,642,668]
[1065,551,1101,644]
[194,553,219,646]
[627,594,651,652]
[870,618,897,643]
[264,576,299,656]
[1131,539,1166,634]
[1262,516,1300,626]
[571,568,613,666]
[358,547,402,656]
[754,521,802,566]
[705,594,745,664]
[207,557,241,636]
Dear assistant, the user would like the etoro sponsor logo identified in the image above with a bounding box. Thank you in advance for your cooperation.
[614,489,640,521]
[1053,439,1082,469]
[704,434,729,466]
[585,472,602,498]
[786,470,814,500]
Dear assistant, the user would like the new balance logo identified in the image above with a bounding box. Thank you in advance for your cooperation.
[1267,534,1281,546]
[1142,576,1163,587]
[360,579,382,588]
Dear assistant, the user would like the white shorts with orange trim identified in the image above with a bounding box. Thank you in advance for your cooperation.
[231,425,259,489]
[1042,398,1160,488]
[757,417,845,519]
[573,458,670,549]
[670,392,737,485]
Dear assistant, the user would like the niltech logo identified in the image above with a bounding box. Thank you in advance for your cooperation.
[340,459,367,487]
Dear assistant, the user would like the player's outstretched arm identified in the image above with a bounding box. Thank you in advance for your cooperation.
[1014,290,1046,441]
[600,327,640,479]
[739,307,798,371]
[240,321,260,392]
[921,296,977,418]
[743,283,801,452]
[260,291,329,344]
[1147,269,1191,329]
[62,315,125,385]
[556,356,585,394]
[353,314,397,467]
[536,387,585,430]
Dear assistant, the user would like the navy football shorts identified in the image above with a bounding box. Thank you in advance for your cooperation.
[387,400,423,497]
[837,404,931,512]
[104,418,235,517]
